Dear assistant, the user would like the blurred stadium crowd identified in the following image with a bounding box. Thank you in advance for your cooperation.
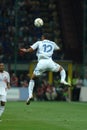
[10,71,87,101]
[0,0,63,62]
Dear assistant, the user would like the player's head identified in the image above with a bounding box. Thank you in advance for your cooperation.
[41,33,51,40]
[0,61,4,72]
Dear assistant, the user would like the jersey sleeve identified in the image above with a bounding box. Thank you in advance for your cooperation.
[54,42,60,50]
[30,41,40,50]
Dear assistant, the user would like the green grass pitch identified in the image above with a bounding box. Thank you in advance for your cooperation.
[0,101,87,130]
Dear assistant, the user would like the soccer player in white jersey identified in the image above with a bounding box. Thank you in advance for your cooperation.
[0,62,10,121]
[20,33,70,105]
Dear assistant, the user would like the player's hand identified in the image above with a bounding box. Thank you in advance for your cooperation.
[20,48,27,52]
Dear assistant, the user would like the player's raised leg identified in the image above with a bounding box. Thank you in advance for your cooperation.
[51,61,70,86]
[59,67,70,86]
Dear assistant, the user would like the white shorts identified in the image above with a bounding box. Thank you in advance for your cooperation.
[33,58,61,76]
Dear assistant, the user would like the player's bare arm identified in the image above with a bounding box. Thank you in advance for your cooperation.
[20,47,34,53]
[7,82,10,89]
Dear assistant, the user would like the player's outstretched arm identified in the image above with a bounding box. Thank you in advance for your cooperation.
[20,47,34,53]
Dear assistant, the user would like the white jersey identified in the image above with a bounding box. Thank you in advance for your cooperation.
[31,40,60,61]
[0,71,10,96]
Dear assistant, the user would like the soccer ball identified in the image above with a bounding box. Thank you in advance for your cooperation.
[34,18,44,27]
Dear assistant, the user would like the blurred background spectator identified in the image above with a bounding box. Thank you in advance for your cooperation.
[10,73,18,87]
[72,72,83,101]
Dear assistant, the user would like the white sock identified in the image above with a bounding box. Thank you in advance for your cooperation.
[28,79,35,99]
[0,106,5,117]
[60,69,66,82]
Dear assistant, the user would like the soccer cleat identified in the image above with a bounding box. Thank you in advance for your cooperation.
[60,80,71,86]
[26,97,31,105]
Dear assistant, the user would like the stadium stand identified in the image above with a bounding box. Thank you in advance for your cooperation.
[0,0,83,63]
[0,0,63,62]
